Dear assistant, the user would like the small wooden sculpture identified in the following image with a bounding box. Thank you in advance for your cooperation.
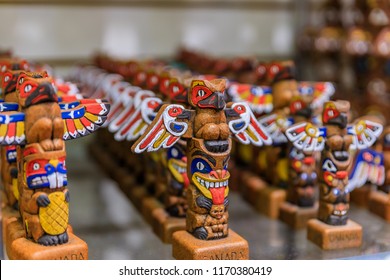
[286,100,383,249]
[132,78,271,259]
[368,126,390,221]
[0,70,110,259]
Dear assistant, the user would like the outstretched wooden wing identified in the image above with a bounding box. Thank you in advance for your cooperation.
[0,102,19,112]
[114,96,163,141]
[108,89,152,133]
[61,99,110,140]
[258,113,293,145]
[227,83,273,115]
[131,104,193,153]
[346,149,385,192]
[285,122,326,152]
[226,102,272,146]
[348,119,383,150]
[0,111,25,145]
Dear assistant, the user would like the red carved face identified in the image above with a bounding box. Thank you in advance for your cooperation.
[17,72,57,107]
[189,79,226,110]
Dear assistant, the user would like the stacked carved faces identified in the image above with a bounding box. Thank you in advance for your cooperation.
[319,100,352,225]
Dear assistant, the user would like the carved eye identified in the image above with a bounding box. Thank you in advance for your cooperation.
[322,159,337,172]
[270,65,280,74]
[173,85,179,93]
[257,65,266,75]
[196,162,205,170]
[151,76,158,84]
[171,148,178,158]
[197,89,205,97]
[300,173,308,180]
[327,110,334,117]
[19,77,24,85]
[33,163,40,170]
[1,65,6,72]
[294,102,302,110]
[311,172,317,179]
[164,80,169,87]
[24,84,32,93]
[4,75,9,82]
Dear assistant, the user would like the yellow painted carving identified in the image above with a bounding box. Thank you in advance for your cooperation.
[39,192,68,235]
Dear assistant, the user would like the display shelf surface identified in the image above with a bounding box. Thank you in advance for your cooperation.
[2,138,390,260]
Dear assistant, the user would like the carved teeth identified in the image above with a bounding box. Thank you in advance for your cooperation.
[195,175,228,189]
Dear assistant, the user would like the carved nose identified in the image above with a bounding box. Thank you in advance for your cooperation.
[303,157,315,165]
[210,169,227,179]
[336,171,347,179]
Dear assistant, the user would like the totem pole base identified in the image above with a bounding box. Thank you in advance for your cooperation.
[152,208,186,244]
[5,218,88,260]
[141,196,164,226]
[257,186,286,219]
[368,191,390,222]
[172,229,249,260]
[307,219,362,250]
[240,171,267,206]
[279,202,318,229]
[1,204,20,246]
[350,185,372,208]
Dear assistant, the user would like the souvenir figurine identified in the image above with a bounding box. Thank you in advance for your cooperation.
[0,71,110,259]
[368,126,390,221]
[279,96,320,229]
[132,78,271,259]
[286,100,383,249]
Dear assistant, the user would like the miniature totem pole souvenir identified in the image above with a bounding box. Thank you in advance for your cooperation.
[368,126,390,221]
[0,71,110,259]
[286,100,383,249]
[132,78,271,259]
[279,95,320,229]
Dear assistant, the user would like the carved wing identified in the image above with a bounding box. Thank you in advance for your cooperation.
[0,111,26,145]
[348,120,383,150]
[108,89,151,133]
[114,97,163,141]
[0,102,19,112]
[257,113,293,145]
[298,81,335,110]
[61,99,110,140]
[227,83,273,115]
[285,122,326,152]
[131,104,192,153]
[346,149,385,192]
[226,102,272,146]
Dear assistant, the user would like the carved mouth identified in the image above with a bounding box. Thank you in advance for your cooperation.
[333,210,347,216]
[192,172,229,205]
[168,158,186,183]
[332,150,349,162]
[6,149,17,163]
[27,173,68,189]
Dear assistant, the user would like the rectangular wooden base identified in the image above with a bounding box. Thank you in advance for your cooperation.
[5,219,88,260]
[350,185,371,208]
[256,186,286,219]
[152,208,186,244]
[307,219,362,250]
[368,191,390,222]
[2,205,20,246]
[141,196,164,226]
[240,171,267,206]
[127,186,148,212]
[279,202,318,229]
[172,229,249,260]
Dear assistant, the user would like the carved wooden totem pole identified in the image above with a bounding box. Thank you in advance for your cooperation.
[0,71,110,259]
[286,100,383,249]
[132,78,271,259]
[368,126,390,221]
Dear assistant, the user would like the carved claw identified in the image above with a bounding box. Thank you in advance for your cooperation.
[65,191,70,203]
[36,194,51,207]
[57,232,69,244]
[196,196,212,210]
[193,227,208,240]
[38,234,59,246]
